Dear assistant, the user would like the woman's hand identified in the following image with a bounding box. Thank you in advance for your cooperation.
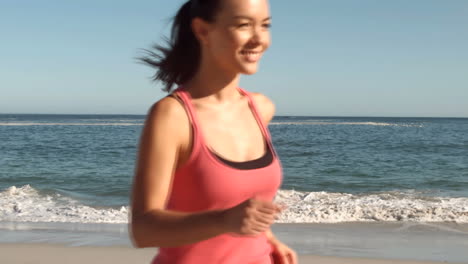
[269,238,298,264]
[221,198,283,236]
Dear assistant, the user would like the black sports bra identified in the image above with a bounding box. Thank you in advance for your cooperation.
[210,142,274,170]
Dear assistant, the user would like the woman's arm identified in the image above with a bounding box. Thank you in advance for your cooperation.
[265,228,279,243]
[251,92,281,244]
[131,208,227,248]
[129,97,228,248]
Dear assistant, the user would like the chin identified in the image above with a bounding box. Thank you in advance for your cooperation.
[242,70,258,75]
[239,64,259,75]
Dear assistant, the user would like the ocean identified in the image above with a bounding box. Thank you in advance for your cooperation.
[1,114,467,224]
[2,114,468,262]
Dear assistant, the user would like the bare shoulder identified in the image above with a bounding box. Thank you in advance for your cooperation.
[140,94,190,171]
[249,92,276,125]
[146,95,187,125]
[144,95,189,138]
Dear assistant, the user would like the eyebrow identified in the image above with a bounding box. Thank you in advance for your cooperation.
[233,16,272,21]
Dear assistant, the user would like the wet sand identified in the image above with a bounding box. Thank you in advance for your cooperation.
[1,221,467,263]
[1,242,466,264]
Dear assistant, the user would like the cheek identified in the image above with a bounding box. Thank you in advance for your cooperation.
[220,31,247,54]
[231,31,252,47]
[209,31,245,60]
[264,32,271,48]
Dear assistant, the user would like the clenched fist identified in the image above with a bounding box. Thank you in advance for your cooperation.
[220,198,286,236]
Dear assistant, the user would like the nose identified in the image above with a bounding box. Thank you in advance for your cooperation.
[250,25,266,45]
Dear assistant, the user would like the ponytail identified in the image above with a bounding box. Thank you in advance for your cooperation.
[139,0,221,93]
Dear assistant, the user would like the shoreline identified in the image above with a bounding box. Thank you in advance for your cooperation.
[0,221,467,263]
[0,242,466,264]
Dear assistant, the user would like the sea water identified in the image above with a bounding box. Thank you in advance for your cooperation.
[1,114,467,224]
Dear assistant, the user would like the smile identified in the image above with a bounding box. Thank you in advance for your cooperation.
[240,50,261,62]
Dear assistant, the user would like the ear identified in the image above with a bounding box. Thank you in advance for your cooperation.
[191,17,212,46]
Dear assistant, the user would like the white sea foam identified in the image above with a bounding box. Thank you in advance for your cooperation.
[269,121,423,127]
[0,122,141,126]
[2,185,467,224]
[76,119,142,122]
[0,121,422,127]
[273,189,468,223]
[0,185,129,223]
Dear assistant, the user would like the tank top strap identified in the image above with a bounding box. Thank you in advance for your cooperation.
[237,87,271,140]
[172,86,200,132]
[237,88,278,158]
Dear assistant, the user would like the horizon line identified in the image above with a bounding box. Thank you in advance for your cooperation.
[1,113,467,119]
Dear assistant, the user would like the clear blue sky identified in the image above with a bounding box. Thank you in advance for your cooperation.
[1,0,467,117]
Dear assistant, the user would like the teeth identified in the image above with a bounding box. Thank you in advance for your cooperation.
[241,51,261,62]
[242,51,259,54]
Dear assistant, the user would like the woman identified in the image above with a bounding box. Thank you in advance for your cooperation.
[130,0,297,263]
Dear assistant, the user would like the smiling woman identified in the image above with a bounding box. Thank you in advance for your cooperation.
[139,0,272,92]
[130,0,297,263]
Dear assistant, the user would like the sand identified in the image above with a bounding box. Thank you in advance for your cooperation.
[1,222,467,263]
[1,243,466,264]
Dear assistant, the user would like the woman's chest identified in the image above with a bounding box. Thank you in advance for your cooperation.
[171,155,283,210]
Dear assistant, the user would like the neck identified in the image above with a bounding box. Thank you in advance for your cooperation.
[182,54,242,104]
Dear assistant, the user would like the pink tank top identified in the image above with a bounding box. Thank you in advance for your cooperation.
[151,86,283,264]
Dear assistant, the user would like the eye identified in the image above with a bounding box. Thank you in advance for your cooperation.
[238,23,251,28]
[263,23,272,29]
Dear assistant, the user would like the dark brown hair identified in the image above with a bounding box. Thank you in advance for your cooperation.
[139,0,222,93]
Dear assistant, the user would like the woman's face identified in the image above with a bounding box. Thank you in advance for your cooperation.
[202,0,271,75]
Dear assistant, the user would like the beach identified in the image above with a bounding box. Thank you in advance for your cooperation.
[1,222,467,263]
[1,115,468,263]
[1,242,465,264]
[3,0,468,260]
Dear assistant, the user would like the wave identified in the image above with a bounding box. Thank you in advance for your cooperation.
[273,189,468,223]
[0,185,129,224]
[0,122,142,126]
[76,119,143,122]
[0,121,423,127]
[2,185,466,224]
[270,121,423,127]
